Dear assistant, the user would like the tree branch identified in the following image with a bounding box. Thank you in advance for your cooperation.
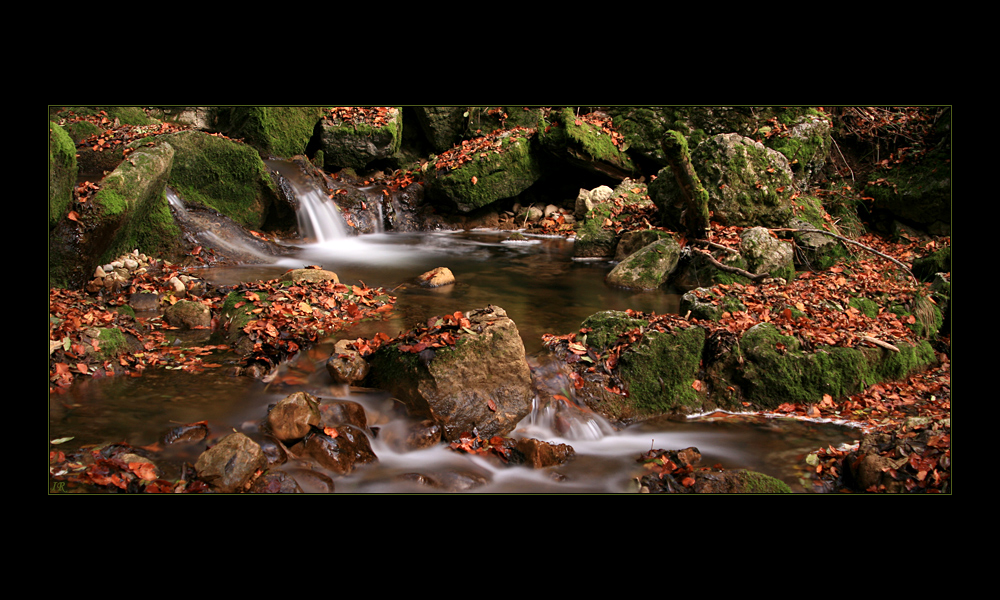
[771,227,915,281]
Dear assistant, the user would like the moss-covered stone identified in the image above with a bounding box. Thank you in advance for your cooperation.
[848,296,879,318]
[321,107,403,170]
[912,246,951,281]
[216,107,323,158]
[49,122,77,231]
[739,323,935,408]
[652,133,797,230]
[428,131,542,212]
[728,470,793,494]
[163,130,281,230]
[578,310,648,353]
[615,326,706,417]
[605,237,681,290]
[543,107,636,176]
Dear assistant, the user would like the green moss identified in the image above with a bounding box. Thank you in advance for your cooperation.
[97,327,129,359]
[49,122,77,230]
[617,326,706,415]
[848,296,879,318]
[741,323,936,408]
[218,107,322,158]
[733,470,792,493]
[557,107,636,173]
[165,130,278,230]
[579,311,647,352]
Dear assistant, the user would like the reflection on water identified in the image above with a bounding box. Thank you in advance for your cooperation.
[50,230,859,492]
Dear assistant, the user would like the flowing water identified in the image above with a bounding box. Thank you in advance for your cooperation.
[48,162,861,493]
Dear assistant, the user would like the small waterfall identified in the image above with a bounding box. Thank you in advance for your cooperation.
[293,180,349,243]
[266,159,349,243]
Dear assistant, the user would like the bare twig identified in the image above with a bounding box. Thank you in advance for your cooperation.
[691,238,740,255]
[692,248,771,283]
[861,335,900,353]
[770,227,915,282]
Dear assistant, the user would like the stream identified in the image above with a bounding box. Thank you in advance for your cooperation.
[48,161,861,493]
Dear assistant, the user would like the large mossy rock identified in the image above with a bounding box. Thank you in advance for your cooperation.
[49,122,77,231]
[574,313,706,423]
[215,107,323,158]
[364,306,534,442]
[320,107,402,170]
[539,107,637,179]
[425,129,542,213]
[737,323,936,408]
[605,237,682,290]
[49,141,180,289]
[650,133,797,230]
[163,130,285,231]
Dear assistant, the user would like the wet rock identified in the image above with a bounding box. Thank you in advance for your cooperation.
[365,305,534,442]
[129,291,160,311]
[267,391,322,442]
[379,419,442,452]
[515,438,576,468]
[162,421,209,445]
[397,469,490,491]
[295,426,377,475]
[326,340,370,384]
[280,268,339,284]
[319,399,369,430]
[614,229,673,261]
[417,267,455,287]
[194,433,267,493]
[249,470,303,493]
[163,299,211,329]
[281,464,336,493]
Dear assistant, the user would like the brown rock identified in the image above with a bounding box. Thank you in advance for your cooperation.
[417,267,455,287]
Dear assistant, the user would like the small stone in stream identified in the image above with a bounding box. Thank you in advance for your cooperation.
[249,470,302,493]
[163,299,211,329]
[515,438,576,468]
[280,268,340,284]
[319,399,369,430]
[326,339,370,384]
[417,267,455,287]
[266,391,322,442]
[295,425,377,475]
[194,433,267,493]
[162,421,209,445]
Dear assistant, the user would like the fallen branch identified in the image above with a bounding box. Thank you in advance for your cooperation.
[692,248,771,283]
[861,335,900,353]
[691,238,740,255]
[770,227,915,282]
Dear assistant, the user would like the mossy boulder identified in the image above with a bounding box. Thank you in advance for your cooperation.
[738,323,936,408]
[539,107,637,178]
[163,130,283,231]
[426,130,542,213]
[650,133,797,230]
[215,107,323,158]
[49,141,180,289]
[49,122,77,231]
[578,310,649,353]
[605,237,682,290]
[600,326,706,422]
[614,229,674,261]
[786,196,850,270]
[320,107,402,170]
